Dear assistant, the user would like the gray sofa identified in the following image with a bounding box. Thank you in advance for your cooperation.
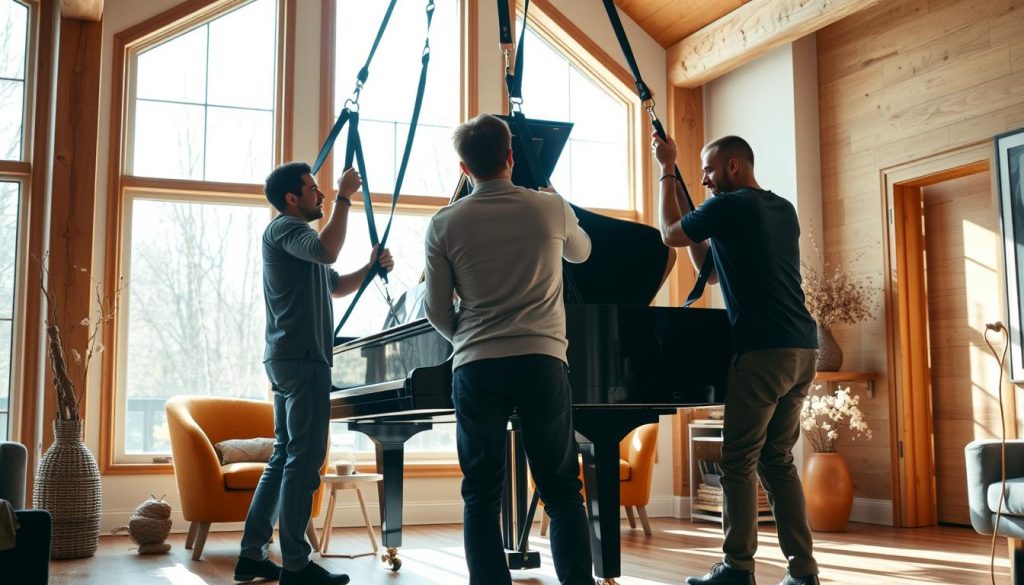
[965,439,1024,584]
[0,441,51,584]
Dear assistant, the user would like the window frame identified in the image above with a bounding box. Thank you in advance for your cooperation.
[520,0,650,224]
[0,0,39,442]
[101,0,294,473]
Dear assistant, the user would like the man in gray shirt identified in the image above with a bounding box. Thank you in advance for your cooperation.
[424,114,594,585]
[235,162,393,585]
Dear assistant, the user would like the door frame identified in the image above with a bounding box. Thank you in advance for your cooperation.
[881,141,1018,527]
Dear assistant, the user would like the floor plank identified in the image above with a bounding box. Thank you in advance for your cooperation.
[51,519,1013,584]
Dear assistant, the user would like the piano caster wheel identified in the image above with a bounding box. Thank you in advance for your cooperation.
[381,547,402,571]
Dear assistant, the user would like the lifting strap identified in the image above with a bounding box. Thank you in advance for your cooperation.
[309,0,436,336]
[599,0,715,307]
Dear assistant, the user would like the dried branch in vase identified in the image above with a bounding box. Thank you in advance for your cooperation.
[36,253,127,421]
[800,227,879,329]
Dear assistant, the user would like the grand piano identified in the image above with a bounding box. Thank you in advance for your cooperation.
[329,117,731,583]
[330,209,731,581]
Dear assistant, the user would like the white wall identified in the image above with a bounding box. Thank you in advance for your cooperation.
[701,36,825,304]
[87,0,674,533]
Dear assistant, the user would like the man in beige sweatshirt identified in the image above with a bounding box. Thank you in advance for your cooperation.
[424,114,594,585]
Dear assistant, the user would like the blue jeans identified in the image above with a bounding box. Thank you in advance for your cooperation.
[454,354,593,585]
[240,359,331,571]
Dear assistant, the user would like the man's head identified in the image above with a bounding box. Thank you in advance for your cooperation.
[265,162,324,221]
[700,135,756,195]
[452,114,513,182]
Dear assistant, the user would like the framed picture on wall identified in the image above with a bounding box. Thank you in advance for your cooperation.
[997,127,1024,382]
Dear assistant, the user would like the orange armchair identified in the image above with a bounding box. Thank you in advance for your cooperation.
[166,396,327,560]
[539,422,660,537]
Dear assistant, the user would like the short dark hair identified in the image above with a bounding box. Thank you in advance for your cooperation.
[703,135,754,166]
[452,114,511,179]
[265,162,311,211]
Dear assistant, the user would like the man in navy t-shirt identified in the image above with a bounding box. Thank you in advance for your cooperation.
[652,134,820,585]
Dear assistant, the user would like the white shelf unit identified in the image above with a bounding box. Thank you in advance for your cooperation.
[688,421,775,524]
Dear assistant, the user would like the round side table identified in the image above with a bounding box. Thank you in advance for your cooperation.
[318,472,383,558]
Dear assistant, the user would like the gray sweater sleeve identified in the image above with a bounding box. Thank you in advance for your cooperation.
[423,218,457,341]
[560,195,592,264]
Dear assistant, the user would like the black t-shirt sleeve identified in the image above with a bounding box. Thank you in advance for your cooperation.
[680,195,732,243]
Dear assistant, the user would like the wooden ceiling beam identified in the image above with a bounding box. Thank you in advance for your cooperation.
[61,0,103,22]
[666,0,880,88]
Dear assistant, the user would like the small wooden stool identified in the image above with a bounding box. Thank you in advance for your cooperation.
[318,472,383,558]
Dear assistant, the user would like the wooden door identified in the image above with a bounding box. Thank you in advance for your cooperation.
[922,171,1002,526]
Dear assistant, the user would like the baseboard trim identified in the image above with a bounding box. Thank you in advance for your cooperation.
[101,494,688,534]
[849,497,893,526]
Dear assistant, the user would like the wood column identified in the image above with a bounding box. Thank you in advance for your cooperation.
[665,85,706,498]
[41,14,103,453]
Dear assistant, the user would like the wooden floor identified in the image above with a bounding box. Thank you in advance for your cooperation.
[52,519,1012,584]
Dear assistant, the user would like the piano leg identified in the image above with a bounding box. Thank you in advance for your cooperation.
[347,420,433,572]
[575,409,663,583]
[502,414,541,570]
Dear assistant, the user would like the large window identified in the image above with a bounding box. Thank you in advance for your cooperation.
[330,0,464,459]
[520,17,633,212]
[115,0,279,463]
[0,0,30,440]
[130,0,276,183]
[333,0,462,198]
[0,182,18,439]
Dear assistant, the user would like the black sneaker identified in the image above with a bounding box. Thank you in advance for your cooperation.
[686,562,757,585]
[280,561,350,585]
[234,556,282,582]
[779,573,820,585]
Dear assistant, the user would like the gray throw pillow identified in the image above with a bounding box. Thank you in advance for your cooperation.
[214,438,275,465]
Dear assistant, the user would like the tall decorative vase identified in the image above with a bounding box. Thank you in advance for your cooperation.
[815,326,843,371]
[803,452,853,532]
[33,419,102,559]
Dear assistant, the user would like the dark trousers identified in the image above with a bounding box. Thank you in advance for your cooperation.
[453,354,593,585]
[240,359,331,571]
[721,348,819,577]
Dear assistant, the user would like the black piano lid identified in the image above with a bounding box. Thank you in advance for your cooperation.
[563,205,671,307]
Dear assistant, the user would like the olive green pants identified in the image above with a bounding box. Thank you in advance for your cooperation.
[720,348,819,578]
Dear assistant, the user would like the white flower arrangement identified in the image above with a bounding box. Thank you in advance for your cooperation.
[800,385,872,453]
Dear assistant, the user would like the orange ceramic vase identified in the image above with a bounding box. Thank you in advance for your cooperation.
[803,452,853,532]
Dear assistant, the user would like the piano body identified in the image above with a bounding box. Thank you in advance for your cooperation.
[330,201,732,581]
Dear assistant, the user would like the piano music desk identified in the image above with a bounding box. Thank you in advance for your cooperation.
[318,472,383,559]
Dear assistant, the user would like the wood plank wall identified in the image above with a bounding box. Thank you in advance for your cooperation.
[817,0,1024,501]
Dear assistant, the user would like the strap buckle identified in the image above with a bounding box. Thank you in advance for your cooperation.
[508,96,523,114]
[642,97,657,117]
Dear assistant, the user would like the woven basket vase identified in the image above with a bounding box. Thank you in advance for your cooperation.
[33,419,102,559]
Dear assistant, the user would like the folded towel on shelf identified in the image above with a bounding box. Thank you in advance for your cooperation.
[0,499,19,551]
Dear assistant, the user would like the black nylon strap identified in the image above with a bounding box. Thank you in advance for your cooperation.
[601,0,711,305]
[600,0,651,102]
[496,0,513,45]
[504,0,530,104]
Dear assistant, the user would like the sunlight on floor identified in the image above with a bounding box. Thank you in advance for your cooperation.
[158,563,211,584]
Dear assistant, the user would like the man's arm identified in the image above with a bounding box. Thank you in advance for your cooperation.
[332,246,394,298]
[652,133,717,283]
[423,222,457,341]
[557,192,591,264]
[317,167,361,264]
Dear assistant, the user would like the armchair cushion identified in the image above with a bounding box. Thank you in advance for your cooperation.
[988,477,1024,517]
[215,438,274,465]
[223,463,268,491]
